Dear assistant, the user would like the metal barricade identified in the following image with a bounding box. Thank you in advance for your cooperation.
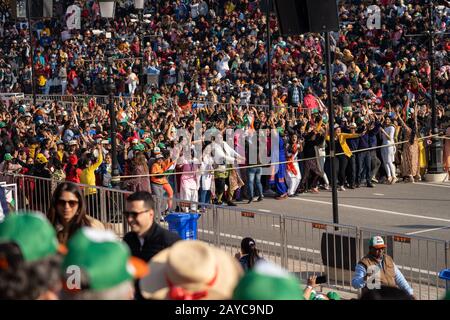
[283,216,360,293]
[1,172,448,299]
[359,228,448,300]
[214,206,284,267]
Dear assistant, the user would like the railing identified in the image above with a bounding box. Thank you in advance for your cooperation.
[20,94,299,112]
[0,172,448,300]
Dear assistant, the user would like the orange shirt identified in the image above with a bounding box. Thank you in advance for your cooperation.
[150,159,173,185]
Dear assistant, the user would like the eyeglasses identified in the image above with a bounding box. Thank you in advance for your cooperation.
[57,199,79,208]
[123,209,150,219]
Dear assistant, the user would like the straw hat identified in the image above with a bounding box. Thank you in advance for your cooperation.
[140,240,243,300]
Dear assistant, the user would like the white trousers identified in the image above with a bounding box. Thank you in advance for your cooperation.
[286,163,301,196]
[180,187,199,212]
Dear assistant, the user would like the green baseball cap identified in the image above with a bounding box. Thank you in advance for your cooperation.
[0,121,6,128]
[3,153,13,161]
[233,261,303,300]
[62,228,148,291]
[144,137,152,144]
[132,143,145,151]
[327,291,341,300]
[157,142,166,149]
[0,212,61,263]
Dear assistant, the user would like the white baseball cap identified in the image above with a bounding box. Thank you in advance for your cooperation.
[369,236,386,249]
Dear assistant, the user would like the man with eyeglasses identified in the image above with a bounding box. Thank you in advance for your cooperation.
[123,191,180,264]
[123,191,180,299]
[352,236,414,299]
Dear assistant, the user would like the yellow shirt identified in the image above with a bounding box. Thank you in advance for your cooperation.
[57,150,64,162]
[327,133,360,158]
[80,152,103,195]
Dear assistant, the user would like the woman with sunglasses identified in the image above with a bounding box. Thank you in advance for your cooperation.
[47,182,104,244]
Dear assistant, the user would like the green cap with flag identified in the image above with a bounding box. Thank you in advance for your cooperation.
[0,212,60,263]
[233,261,303,300]
[62,228,149,291]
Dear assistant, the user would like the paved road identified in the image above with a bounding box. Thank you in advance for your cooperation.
[234,180,450,241]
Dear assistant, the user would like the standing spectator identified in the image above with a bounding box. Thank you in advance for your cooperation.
[285,133,302,197]
[352,236,414,298]
[397,113,420,182]
[126,67,139,96]
[380,116,398,184]
[150,150,175,214]
[80,145,103,216]
[287,78,304,108]
[178,149,201,212]
[299,129,324,193]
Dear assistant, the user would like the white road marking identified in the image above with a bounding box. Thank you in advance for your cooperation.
[373,193,385,196]
[406,226,450,235]
[197,229,437,275]
[292,198,450,223]
[271,224,280,228]
[416,182,450,188]
[258,209,272,213]
[198,229,320,254]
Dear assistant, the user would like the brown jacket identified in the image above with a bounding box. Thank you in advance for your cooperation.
[359,254,397,292]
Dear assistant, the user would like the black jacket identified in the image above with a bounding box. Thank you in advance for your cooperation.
[123,222,181,263]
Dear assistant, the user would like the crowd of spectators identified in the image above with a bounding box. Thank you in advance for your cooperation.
[0,0,449,211]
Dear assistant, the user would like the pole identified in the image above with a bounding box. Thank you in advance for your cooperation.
[26,0,36,106]
[107,57,120,188]
[325,32,339,226]
[265,0,273,111]
[427,1,444,174]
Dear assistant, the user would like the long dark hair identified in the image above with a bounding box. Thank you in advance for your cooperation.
[241,237,260,270]
[46,182,91,244]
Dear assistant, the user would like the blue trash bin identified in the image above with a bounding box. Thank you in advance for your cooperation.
[165,213,200,240]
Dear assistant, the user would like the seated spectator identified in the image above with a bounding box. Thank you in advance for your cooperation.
[352,236,414,298]
[236,237,263,272]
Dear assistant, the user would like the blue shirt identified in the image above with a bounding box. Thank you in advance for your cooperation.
[358,132,370,150]
[352,259,413,296]
[368,122,381,148]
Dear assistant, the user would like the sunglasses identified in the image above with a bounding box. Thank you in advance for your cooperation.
[57,199,79,208]
[123,209,150,219]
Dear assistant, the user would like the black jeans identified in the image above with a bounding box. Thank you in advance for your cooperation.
[346,155,357,186]
[335,155,348,187]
